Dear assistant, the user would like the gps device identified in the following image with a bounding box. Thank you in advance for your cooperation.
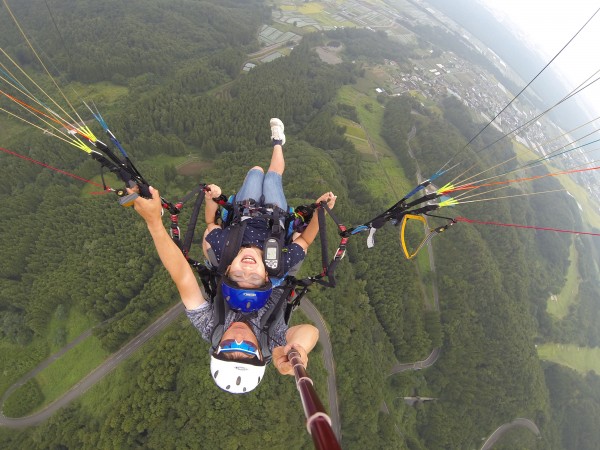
[263,237,281,276]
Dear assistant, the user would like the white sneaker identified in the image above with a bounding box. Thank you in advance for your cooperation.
[270,118,285,146]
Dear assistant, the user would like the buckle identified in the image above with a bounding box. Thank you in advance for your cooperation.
[334,246,346,260]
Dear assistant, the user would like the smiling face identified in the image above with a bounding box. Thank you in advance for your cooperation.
[227,246,268,289]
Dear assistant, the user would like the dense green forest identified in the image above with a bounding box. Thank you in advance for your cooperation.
[1,1,599,449]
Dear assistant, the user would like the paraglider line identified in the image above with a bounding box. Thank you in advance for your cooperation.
[456,217,600,237]
[0,146,106,188]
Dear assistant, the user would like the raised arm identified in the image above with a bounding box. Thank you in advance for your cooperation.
[131,187,205,310]
[202,183,223,260]
[293,192,337,252]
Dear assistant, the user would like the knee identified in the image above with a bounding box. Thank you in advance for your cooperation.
[250,166,264,173]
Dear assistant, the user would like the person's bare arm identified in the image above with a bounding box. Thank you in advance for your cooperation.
[132,187,205,310]
[202,184,223,260]
[293,192,337,251]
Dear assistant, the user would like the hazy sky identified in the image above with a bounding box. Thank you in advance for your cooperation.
[479,1,600,118]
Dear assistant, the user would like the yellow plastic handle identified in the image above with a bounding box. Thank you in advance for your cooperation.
[399,214,427,259]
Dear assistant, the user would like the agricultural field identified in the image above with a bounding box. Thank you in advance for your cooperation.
[336,84,412,200]
[537,343,600,375]
[546,242,579,319]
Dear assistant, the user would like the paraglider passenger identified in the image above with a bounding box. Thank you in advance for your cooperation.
[131,119,336,394]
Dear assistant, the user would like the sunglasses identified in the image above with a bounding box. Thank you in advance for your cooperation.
[216,339,262,360]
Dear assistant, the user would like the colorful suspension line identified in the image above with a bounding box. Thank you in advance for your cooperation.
[0,90,94,152]
[451,138,600,192]
[444,69,600,190]
[437,6,600,175]
[0,146,109,190]
[0,2,179,208]
[2,0,87,130]
[438,164,600,201]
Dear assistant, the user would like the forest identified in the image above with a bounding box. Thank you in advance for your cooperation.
[1,1,599,449]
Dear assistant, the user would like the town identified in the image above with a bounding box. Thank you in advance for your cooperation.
[255,0,600,204]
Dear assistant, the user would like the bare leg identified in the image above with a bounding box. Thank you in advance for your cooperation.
[268,144,284,175]
[268,118,286,175]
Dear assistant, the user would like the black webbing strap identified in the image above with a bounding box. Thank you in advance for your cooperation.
[216,221,248,275]
[179,184,207,257]
[294,201,346,290]
[403,192,439,209]
[317,205,330,275]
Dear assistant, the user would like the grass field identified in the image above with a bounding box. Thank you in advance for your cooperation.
[337,85,408,197]
[0,340,48,397]
[546,241,579,318]
[297,2,324,14]
[537,343,600,375]
[76,319,190,419]
[46,306,96,352]
[278,1,354,28]
[32,335,109,410]
[66,81,129,107]
[333,116,371,154]
[335,82,438,313]
[1,332,108,416]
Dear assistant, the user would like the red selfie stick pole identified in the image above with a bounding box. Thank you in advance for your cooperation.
[287,349,341,450]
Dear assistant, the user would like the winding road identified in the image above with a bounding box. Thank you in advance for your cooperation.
[389,125,441,375]
[480,418,541,450]
[387,125,541,447]
[0,303,183,428]
[0,299,341,440]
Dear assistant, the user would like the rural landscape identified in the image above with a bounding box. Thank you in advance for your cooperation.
[1,0,599,449]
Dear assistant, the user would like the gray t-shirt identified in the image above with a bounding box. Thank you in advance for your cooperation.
[185,292,288,354]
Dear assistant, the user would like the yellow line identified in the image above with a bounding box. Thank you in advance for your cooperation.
[1,0,91,138]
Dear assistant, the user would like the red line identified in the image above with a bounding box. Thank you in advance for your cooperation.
[0,90,93,140]
[455,216,600,237]
[0,146,107,189]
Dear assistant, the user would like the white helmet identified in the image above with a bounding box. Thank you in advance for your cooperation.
[210,354,266,394]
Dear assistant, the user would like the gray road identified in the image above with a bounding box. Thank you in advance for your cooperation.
[0,329,93,413]
[388,126,442,375]
[386,127,541,445]
[0,299,341,439]
[480,418,541,450]
[389,347,440,374]
[0,303,183,428]
[299,299,342,440]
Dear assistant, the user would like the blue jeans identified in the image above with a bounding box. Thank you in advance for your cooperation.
[236,168,287,210]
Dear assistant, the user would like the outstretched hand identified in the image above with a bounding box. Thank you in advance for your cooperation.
[205,184,222,199]
[316,191,337,210]
[128,186,163,226]
[273,343,308,376]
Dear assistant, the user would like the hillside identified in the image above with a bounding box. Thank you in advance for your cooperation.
[1,1,599,449]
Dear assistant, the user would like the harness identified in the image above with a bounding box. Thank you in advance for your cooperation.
[170,187,316,359]
[220,196,291,280]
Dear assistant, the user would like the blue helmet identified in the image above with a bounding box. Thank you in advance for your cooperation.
[221,278,273,312]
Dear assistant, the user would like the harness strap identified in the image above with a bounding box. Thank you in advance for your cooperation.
[211,284,228,351]
[216,221,248,275]
[182,189,205,256]
[298,201,345,289]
